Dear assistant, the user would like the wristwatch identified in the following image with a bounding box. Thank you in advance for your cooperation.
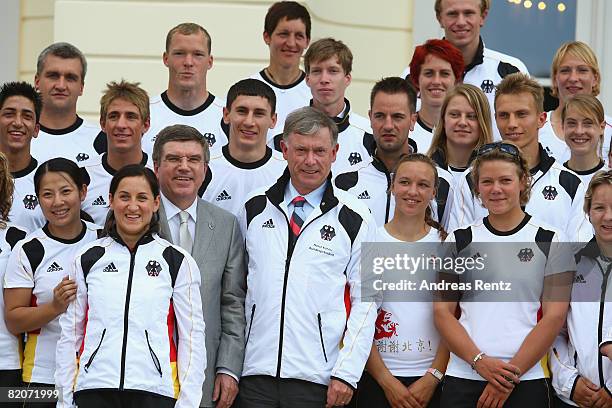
[427,368,444,383]
[471,351,486,370]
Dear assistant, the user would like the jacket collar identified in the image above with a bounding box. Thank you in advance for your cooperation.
[531,143,555,176]
[371,154,391,175]
[366,138,418,170]
[575,235,600,262]
[431,149,448,170]
[266,167,339,214]
[464,37,485,74]
[161,91,215,116]
[310,98,352,133]
[107,224,156,250]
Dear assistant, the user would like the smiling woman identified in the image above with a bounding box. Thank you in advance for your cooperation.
[427,84,493,183]
[435,142,572,408]
[358,154,448,408]
[54,164,206,407]
[539,41,612,163]
[408,39,464,154]
[551,171,612,407]
[562,94,606,184]
[3,158,99,405]
[103,165,160,247]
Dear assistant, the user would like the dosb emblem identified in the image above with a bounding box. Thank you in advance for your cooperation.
[348,152,362,165]
[75,153,90,162]
[146,260,162,277]
[320,225,336,241]
[542,186,558,200]
[481,79,495,93]
[203,133,216,147]
[23,194,38,210]
[517,248,534,262]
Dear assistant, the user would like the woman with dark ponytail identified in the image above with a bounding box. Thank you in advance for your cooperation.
[3,158,98,406]
[357,153,447,408]
[55,165,205,408]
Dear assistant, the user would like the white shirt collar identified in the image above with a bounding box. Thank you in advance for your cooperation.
[161,193,198,222]
[285,180,327,209]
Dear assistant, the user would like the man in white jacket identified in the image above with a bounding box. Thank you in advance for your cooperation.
[236,106,379,407]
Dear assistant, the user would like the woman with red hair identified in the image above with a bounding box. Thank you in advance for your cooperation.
[408,39,464,154]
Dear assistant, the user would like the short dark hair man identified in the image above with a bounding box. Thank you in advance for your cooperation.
[32,42,104,164]
[237,106,378,407]
[144,23,227,158]
[250,1,312,141]
[0,81,45,232]
[335,77,455,228]
[153,124,246,408]
[200,79,286,215]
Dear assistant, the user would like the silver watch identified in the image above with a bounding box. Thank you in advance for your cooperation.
[427,368,444,382]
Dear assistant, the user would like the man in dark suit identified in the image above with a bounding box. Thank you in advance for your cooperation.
[153,124,246,408]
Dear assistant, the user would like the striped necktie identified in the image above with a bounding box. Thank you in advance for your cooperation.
[289,196,306,243]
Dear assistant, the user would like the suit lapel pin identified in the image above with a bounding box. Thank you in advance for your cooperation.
[208,221,215,230]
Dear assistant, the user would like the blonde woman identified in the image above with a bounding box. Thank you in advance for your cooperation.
[427,84,493,184]
[562,94,607,184]
[541,41,612,163]
[435,143,572,408]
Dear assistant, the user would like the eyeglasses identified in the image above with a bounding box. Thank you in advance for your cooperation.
[476,142,521,158]
[162,155,205,165]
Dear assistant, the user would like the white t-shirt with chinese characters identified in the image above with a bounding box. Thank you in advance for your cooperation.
[373,225,442,377]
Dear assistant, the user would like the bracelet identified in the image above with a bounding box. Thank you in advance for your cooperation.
[471,352,486,370]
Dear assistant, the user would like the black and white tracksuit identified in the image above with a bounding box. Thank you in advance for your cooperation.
[55,231,205,408]
[551,238,612,406]
[238,169,379,389]
[403,37,529,141]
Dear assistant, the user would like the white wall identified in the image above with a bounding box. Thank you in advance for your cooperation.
[19,0,56,82]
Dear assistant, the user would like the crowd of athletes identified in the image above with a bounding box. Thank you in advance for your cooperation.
[1,0,612,407]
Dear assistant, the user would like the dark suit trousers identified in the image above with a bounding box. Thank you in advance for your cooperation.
[237,375,328,408]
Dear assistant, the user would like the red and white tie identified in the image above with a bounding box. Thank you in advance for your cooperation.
[289,196,306,244]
